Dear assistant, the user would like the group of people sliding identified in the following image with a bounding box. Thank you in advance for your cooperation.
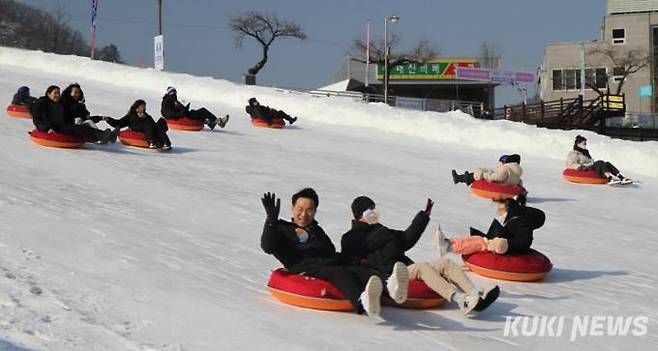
[13,85,230,150]
[258,188,547,317]
[451,137,631,188]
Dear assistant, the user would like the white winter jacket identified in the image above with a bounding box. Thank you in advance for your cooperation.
[566,150,593,170]
[474,162,523,185]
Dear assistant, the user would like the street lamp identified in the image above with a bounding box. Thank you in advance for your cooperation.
[383,15,399,104]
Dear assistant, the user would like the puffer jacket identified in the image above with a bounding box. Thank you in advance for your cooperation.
[566,150,593,170]
[476,162,523,185]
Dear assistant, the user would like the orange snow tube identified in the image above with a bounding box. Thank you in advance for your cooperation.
[251,117,285,129]
[6,104,32,118]
[463,249,552,282]
[470,179,527,200]
[29,129,84,149]
[267,269,446,311]
[165,117,204,131]
[562,169,607,185]
[119,130,149,148]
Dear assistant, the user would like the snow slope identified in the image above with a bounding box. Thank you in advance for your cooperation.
[0,47,657,350]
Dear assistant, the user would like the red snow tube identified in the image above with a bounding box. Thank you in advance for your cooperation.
[470,179,527,200]
[463,249,552,282]
[119,130,149,148]
[165,117,204,131]
[267,269,446,311]
[251,117,285,129]
[562,169,607,185]
[29,129,84,149]
[6,104,32,118]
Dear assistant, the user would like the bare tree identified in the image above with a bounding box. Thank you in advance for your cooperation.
[587,45,650,95]
[229,11,306,78]
[480,41,502,69]
[351,34,440,88]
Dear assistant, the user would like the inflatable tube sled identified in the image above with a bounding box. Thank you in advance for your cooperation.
[29,129,84,149]
[119,130,149,148]
[251,117,285,129]
[470,179,527,200]
[267,269,446,311]
[562,169,607,185]
[6,104,32,118]
[165,117,204,131]
[463,249,552,282]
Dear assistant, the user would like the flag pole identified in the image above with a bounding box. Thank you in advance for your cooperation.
[90,0,99,59]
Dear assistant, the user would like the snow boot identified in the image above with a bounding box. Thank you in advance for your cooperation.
[218,114,230,128]
[452,170,474,186]
[386,262,409,304]
[473,285,500,312]
[288,116,298,125]
[359,276,383,317]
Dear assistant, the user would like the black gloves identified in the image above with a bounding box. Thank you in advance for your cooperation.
[424,198,434,216]
[262,192,281,222]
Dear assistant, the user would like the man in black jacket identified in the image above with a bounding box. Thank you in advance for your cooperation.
[260,188,409,317]
[246,97,297,125]
[160,87,228,130]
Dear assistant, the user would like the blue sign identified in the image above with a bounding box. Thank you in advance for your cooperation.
[639,85,653,97]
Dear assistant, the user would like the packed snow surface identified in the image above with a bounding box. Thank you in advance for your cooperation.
[0,47,657,350]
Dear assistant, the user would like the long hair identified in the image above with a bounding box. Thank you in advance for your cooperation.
[45,85,60,96]
[61,83,84,103]
[129,99,146,115]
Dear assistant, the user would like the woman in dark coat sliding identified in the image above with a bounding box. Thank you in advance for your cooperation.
[435,197,545,256]
[107,99,172,150]
[31,85,118,144]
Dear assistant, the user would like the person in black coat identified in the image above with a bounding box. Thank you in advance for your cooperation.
[260,188,408,317]
[31,85,118,144]
[341,196,499,314]
[340,196,431,274]
[245,97,297,125]
[11,86,36,106]
[107,99,171,149]
[160,87,229,130]
[60,83,107,129]
[435,197,545,256]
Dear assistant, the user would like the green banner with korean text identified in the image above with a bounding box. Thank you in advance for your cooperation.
[377,59,478,80]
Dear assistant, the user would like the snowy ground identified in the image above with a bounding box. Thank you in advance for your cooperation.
[0,47,657,350]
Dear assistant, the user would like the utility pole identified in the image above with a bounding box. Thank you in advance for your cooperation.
[158,0,163,35]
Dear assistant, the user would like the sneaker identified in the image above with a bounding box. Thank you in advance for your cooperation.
[617,175,633,185]
[386,262,409,304]
[455,292,480,315]
[473,285,500,312]
[207,118,218,131]
[148,143,161,150]
[359,276,383,317]
[607,177,622,185]
[162,144,172,151]
[219,115,230,128]
[433,225,449,257]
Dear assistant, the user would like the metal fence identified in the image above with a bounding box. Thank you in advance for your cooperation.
[275,87,485,117]
[606,112,658,129]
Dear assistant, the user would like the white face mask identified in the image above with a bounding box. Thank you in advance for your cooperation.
[362,209,380,224]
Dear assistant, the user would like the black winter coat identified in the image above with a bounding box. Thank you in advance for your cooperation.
[161,94,186,119]
[340,211,430,272]
[470,206,544,254]
[12,93,36,106]
[31,96,72,132]
[60,95,101,123]
[107,112,153,131]
[261,219,341,273]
